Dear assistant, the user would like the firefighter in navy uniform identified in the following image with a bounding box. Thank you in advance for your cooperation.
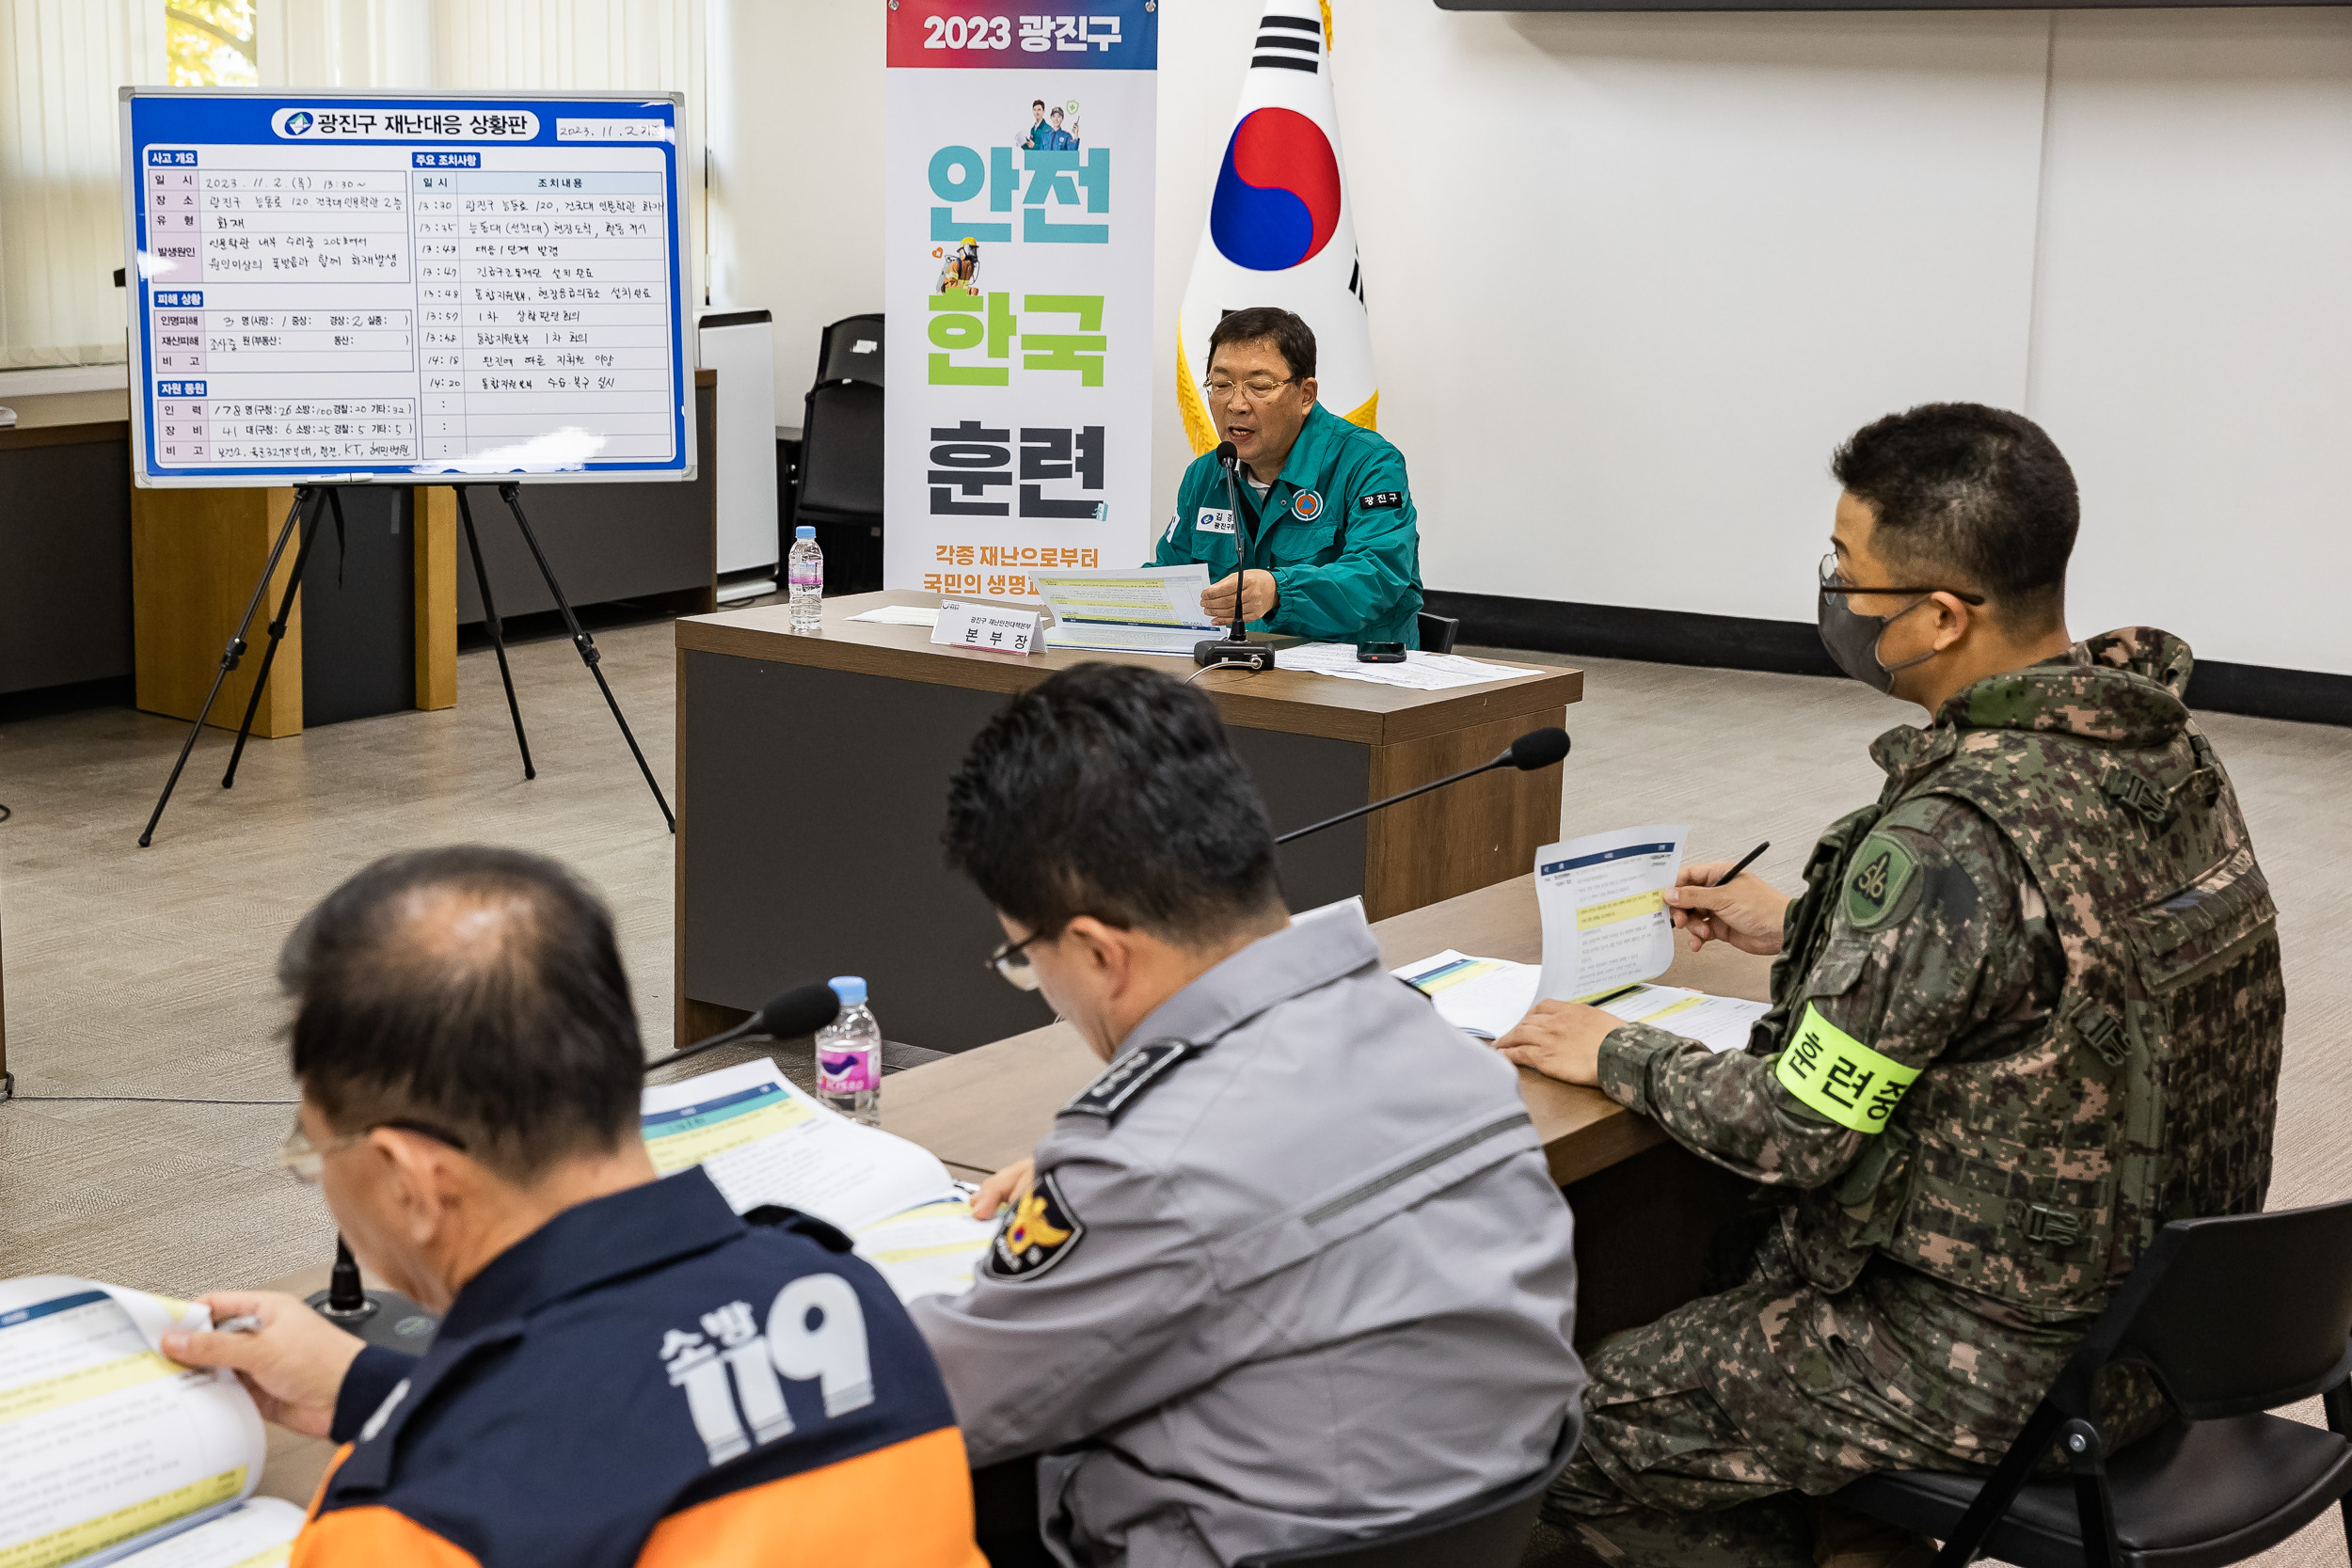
[163,847,985,1568]
[1493,404,2286,1568]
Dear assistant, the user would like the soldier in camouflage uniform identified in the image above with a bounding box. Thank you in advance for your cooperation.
[1497,404,2286,1568]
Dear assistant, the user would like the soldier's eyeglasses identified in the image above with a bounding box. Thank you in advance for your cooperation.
[1817,552,1984,604]
[281,1117,469,1184]
[1202,377,1295,404]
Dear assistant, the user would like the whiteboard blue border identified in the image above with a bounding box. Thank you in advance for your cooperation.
[120,88,693,487]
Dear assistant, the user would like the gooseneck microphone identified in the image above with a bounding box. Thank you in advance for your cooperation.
[1274,726,1570,847]
[1194,441,1276,671]
[644,981,845,1075]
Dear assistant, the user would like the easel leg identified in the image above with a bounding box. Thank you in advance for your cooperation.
[222,487,336,790]
[454,486,535,780]
[138,487,316,847]
[496,483,675,832]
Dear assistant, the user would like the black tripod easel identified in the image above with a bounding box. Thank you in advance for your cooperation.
[139,481,674,846]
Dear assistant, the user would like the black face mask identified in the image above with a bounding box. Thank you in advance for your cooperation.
[1817,592,1937,695]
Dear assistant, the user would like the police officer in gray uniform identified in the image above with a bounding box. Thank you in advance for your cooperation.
[912,662,1583,1568]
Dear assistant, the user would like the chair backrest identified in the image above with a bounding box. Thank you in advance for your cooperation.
[816,313,884,388]
[2088,1199,2352,1420]
[796,381,883,520]
[1418,611,1461,656]
[1234,1418,1576,1568]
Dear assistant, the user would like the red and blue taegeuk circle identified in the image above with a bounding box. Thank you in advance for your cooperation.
[1210,108,1342,272]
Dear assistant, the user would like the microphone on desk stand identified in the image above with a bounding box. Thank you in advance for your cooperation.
[304,1234,443,1354]
[1273,726,1571,847]
[643,981,847,1077]
[1194,442,1275,672]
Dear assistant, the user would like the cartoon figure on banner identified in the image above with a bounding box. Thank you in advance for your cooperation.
[935,237,981,294]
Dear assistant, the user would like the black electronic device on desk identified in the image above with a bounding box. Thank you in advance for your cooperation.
[308,1236,439,1354]
[1357,641,1406,663]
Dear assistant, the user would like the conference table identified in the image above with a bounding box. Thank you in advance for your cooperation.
[256,870,1763,1501]
[674,589,1581,1053]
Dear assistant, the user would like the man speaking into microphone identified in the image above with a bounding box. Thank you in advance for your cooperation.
[1153,307,1425,646]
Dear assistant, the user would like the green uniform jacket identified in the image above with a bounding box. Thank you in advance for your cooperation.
[1150,402,1424,647]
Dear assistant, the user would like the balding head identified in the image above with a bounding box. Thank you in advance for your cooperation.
[281,847,644,1182]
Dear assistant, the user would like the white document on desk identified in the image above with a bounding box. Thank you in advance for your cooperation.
[1036,564,1219,655]
[1593,984,1769,1055]
[0,1275,297,1568]
[641,1061,992,1302]
[1392,950,1541,1040]
[1534,825,1690,1001]
[1281,643,1543,692]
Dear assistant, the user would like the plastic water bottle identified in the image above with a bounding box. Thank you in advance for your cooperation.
[815,976,881,1126]
[787,525,823,633]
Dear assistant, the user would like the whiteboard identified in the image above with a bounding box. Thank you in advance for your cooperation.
[120,88,694,487]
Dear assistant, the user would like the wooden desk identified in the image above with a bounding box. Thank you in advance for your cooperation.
[675,590,1581,1052]
[883,872,1768,1344]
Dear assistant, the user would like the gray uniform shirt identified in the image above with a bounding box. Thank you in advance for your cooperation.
[910,906,1585,1567]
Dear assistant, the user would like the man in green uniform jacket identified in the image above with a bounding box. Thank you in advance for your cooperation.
[1153,306,1422,647]
[1495,404,2286,1568]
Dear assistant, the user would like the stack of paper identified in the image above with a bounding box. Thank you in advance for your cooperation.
[1280,642,1542,691]
[1390,823,1770,1056]
[846,604,943,628]
[1034,564,1222,656]
[641,1060,993,1303]
[0,1276,307,1567]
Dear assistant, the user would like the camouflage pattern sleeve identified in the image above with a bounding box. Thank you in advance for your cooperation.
[1596,795,2058,1188]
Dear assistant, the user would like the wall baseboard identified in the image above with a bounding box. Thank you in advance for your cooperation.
[1426,591,2352,730]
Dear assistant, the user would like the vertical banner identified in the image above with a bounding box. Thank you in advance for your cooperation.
[885,1,1158,595]
[1175,5,1375,456]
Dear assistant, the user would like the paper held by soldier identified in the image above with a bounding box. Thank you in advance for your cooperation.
[1395,951,1766,1053]
[1534,825,1691,1000]
[0,1275,307,1568]
[641,1062,993,1302]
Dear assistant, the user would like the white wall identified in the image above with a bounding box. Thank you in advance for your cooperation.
[716,1,2352,675]
[705,0,883,413]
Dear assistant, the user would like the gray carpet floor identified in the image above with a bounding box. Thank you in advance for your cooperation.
[0,618,2343,1564]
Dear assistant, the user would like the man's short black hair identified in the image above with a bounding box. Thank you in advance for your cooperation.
[280,846,644,1181]
[1032,99,1045,109]
[1831,403,2077,626]
[943,663,1282,945]
[1209,307,1316,383]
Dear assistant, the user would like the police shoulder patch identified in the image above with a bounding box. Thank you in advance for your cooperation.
[1060,1037,1196,1123]
[986,1170,1085,1280]
[1844,833,1920,930]
[1357,490,1404,511]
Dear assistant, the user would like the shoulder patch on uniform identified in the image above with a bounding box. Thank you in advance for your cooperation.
[1845,832,1920,930]
[986,1171,1085,1281]
[1060,1037,1197,1123]
[1357,490,1404,511]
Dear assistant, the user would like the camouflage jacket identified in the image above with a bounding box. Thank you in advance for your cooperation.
[1599,628,2285,1322]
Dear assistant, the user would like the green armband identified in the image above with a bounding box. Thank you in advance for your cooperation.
[1773,1004,1920,1132]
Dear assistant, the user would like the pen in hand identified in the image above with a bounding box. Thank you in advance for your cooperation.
[1711,842,1770,888]
[213,1314,263,1335]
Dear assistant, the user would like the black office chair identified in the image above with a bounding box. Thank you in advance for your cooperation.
[1233,1416,1580,1568]
[1417,611,1461,655]
[795,312,885,595]
[1836,1198,2352,1568]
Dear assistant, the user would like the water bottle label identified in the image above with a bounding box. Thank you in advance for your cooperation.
[817,1043,877,1095]
[789,563,822,591]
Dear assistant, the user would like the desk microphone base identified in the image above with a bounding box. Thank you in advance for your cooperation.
[308,1285,441,1354]
[1192,638,1275,671]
